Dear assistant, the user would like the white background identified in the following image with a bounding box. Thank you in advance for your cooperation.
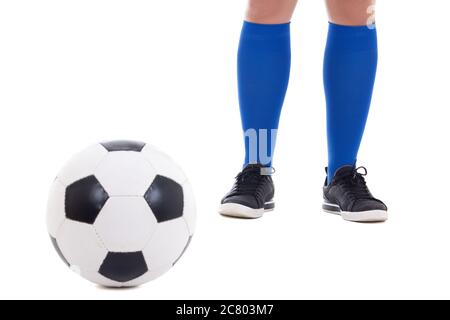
[1,0,449,300]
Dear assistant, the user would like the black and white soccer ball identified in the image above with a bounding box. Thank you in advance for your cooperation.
[47,140,196,287]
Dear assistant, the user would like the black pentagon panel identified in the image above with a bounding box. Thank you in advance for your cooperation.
[65,175,109,224]
[100,140,146,152]
[99,252,148,282]
[144,175,184,223]
[173,235,193,266]
[50,236,69,267]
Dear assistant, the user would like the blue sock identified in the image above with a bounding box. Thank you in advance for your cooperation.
[324,23,378,183]
[238,21,291,167]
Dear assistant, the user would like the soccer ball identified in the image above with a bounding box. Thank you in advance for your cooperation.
[47,140,196,287]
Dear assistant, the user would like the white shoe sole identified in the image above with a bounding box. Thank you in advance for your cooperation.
[323,202,388,223]
[219,201,274,219]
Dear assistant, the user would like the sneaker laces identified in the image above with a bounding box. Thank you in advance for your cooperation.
[336,166,374,201]
[229,165,272,202]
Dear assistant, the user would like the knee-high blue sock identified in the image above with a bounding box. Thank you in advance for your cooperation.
[324,23,378,183]
[238,21,291,167]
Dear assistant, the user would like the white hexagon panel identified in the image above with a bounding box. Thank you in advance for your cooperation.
[55,220,108,272]
[181,181,196,235]
[141,144,187,185]
[57,144,108,186]
[123,264,172,287]
[81,269,123,288]
[95,151,157,196]
[94,197,158,252]
[143,218,191,271]
[47,178,66,237]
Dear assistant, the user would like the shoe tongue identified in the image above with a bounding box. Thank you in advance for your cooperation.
[243,164,273,176]
[333,165,355,178]
[244,163,263,169]
[243,163,264,173]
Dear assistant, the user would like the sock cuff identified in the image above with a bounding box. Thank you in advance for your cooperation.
[328,22,376,34]
[242,20,290,37]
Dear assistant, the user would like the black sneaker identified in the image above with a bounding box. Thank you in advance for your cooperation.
[219,164,275,219]
[323,166,388,222]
